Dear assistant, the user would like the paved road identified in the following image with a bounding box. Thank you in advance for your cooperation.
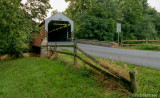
[49,42,160,69]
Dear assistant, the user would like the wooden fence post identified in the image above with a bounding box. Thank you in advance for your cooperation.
[74,39,78,65]
[55,43,58,59]
[146,38,148,44]
[129,71,138,93]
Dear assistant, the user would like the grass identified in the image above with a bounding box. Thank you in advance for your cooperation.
[1,50,160,97]
[58,49,160,96]
[102,59,160,95]
[133,44,160,51]
[0,57,106,98]
[117,44,160,51]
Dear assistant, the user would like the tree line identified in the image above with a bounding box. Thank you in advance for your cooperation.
[64,0,160,41]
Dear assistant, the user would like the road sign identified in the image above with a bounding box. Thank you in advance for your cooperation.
[117,23,121,45]
[117,23,121,33]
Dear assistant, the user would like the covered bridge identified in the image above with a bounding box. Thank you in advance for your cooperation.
[31,13,74,53]
[45,13,74,42]
[32,13,74,47]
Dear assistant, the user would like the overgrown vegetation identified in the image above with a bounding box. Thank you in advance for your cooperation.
[107,59,160,95]
[133,44,160,51]
[59,49,160,96]
[118,44,160,51]
[0,0,51,57]
[64,0,160,41]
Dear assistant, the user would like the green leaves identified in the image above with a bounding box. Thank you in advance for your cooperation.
[21,0,51,21]
[74,13,115,41]
[65,0,160,41]
[65,0,118,41]
[0,0,51,58]
[119,0,143,24]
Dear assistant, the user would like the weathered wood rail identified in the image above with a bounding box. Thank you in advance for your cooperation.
[45,39,137,93]
[121,39,160,46]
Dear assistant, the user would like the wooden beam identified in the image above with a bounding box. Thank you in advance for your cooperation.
[48,45,75,47]
[77,55,131,91]
[129,71,138,93]
[122,40,160,42]
[122,44,140,46]
[57,51,74,56]
[74,39,78,65]
[77,47,130,84]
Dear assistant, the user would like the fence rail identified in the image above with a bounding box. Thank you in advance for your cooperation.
[122,40,160,42]
[45,40,137,93]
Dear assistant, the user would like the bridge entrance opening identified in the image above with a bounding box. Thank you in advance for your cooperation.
[48,21,71,42]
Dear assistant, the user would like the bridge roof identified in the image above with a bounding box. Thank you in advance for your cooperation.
[45,13,74,32]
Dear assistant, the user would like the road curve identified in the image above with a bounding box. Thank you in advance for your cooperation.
[49,42,160,69]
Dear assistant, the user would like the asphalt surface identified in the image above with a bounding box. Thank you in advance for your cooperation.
[49,42,160,69]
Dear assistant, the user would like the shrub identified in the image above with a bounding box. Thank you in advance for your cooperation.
[135,44,160,51]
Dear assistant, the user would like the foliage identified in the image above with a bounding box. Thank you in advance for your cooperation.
[65,0,160,41]
[0,0,51,58]
[134,44,160,51]
[119,0,143,24]
[21,0,51,21]
[75,13,116,41]
[51,10,58,16]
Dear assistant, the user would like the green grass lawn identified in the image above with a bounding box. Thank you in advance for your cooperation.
[58,49,160,97]
[1,51,160,98]
[0,57,106,98]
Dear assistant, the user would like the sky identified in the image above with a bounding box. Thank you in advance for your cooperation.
[47,0,69,18]
[22,0,160,18]
[148,0,160,12]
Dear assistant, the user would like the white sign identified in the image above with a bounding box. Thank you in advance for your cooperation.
[117,23,121,33]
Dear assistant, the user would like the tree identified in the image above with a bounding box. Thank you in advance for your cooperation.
[64,0,160,41]
[21,0,51,21]
[65,0,117,41]
[51,10,58,16]
[75,13,115,41]
[119,0,143,24]
[0,0,51,58]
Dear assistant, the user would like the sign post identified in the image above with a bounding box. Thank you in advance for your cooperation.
[117,23,121,45]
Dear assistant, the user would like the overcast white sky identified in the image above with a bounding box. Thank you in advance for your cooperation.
[47,0,69,18]
[148,0,160,12]
[22,0,160,18]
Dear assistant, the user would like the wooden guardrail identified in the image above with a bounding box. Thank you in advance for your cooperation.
[121,39,160,46]
[46,39,137,93]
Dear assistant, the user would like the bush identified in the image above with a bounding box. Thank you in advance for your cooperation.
[135,44,160,51]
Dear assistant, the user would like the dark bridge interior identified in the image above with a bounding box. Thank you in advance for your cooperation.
[48,20,71,42]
